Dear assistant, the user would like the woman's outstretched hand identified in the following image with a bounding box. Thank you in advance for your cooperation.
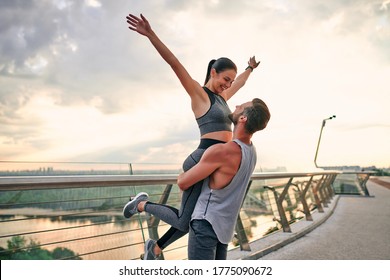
[248,56,261,69]
[126,13,152,36]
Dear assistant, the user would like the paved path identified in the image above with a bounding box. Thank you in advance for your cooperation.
[256,178,390,260]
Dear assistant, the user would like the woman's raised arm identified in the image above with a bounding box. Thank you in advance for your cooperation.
[126,14,206,104]
[222,56,260,101]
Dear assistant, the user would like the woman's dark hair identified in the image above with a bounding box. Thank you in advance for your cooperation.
[204,57,237,85]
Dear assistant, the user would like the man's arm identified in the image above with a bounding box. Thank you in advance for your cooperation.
[177,145,224,191]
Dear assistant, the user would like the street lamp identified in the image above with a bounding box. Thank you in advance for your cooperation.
[314,115,336,168]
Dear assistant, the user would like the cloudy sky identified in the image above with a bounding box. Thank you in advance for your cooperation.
[1,0,389,172]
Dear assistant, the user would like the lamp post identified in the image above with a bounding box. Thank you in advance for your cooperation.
[314,115,336,168]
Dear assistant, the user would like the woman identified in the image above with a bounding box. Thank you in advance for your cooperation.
[123,13,260,259]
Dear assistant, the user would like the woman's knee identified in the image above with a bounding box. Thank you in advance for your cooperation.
[175,217,190,232]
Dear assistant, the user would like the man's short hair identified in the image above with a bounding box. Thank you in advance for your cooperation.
[243,98,271,134]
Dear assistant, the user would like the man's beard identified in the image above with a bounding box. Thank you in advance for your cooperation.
[228,113,239,125]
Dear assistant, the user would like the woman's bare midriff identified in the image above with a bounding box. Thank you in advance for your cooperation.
[201,131,233,143]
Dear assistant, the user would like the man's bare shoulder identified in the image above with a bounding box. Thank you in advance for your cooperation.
[205,141,241,159]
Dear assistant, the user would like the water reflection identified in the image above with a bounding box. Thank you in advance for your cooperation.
[0,209,276,260]
[1,180,312,260]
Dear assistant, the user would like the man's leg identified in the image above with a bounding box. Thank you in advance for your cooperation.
[188,219,219,260]
[215,241,228,260]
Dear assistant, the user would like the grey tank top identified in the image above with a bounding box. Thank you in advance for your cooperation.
[196,87,232,136]
[191,139,257,244]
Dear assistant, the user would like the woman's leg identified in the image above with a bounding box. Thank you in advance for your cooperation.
[143,149,204,250]
[147,179,204,249]
[143,139,225,251]
[143,182,201,232]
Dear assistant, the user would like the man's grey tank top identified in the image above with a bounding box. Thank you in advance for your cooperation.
[191,139,257,244]
[196,87,232,136]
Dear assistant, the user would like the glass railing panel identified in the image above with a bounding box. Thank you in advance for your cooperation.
[0,183,181,260]
[333,173,364,195]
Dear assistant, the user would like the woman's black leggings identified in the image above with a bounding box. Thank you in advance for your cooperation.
[144,138,225,249]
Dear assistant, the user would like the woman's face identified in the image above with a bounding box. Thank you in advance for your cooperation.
[211,68,236,94]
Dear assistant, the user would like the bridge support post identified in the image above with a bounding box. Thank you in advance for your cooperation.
[235,180,253,251]
[312,176,325,213]
[299,176,314,221]
[265,178,294,233]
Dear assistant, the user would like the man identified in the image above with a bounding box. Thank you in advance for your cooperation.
[177,98,270,260]
[123,98,270,260]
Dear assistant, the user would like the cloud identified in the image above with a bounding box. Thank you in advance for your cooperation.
[0,0,389,170]
[0,1,64,73]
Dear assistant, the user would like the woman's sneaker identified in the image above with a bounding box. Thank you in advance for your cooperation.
[122,192,149,218]
[143,239,159,260]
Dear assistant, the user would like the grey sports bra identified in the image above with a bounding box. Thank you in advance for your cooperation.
[196,87,232,136]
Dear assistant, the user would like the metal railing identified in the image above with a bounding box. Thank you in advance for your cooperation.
[0,171,372,260]
[332,171,373,196]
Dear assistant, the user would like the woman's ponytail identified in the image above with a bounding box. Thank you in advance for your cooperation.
[204,59,216,85]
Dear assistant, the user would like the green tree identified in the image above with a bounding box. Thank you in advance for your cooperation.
[7,236,26,253]
[52,247,81,260]
[0,236,81,260]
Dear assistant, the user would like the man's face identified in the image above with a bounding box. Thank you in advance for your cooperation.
[228,101,252,124]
